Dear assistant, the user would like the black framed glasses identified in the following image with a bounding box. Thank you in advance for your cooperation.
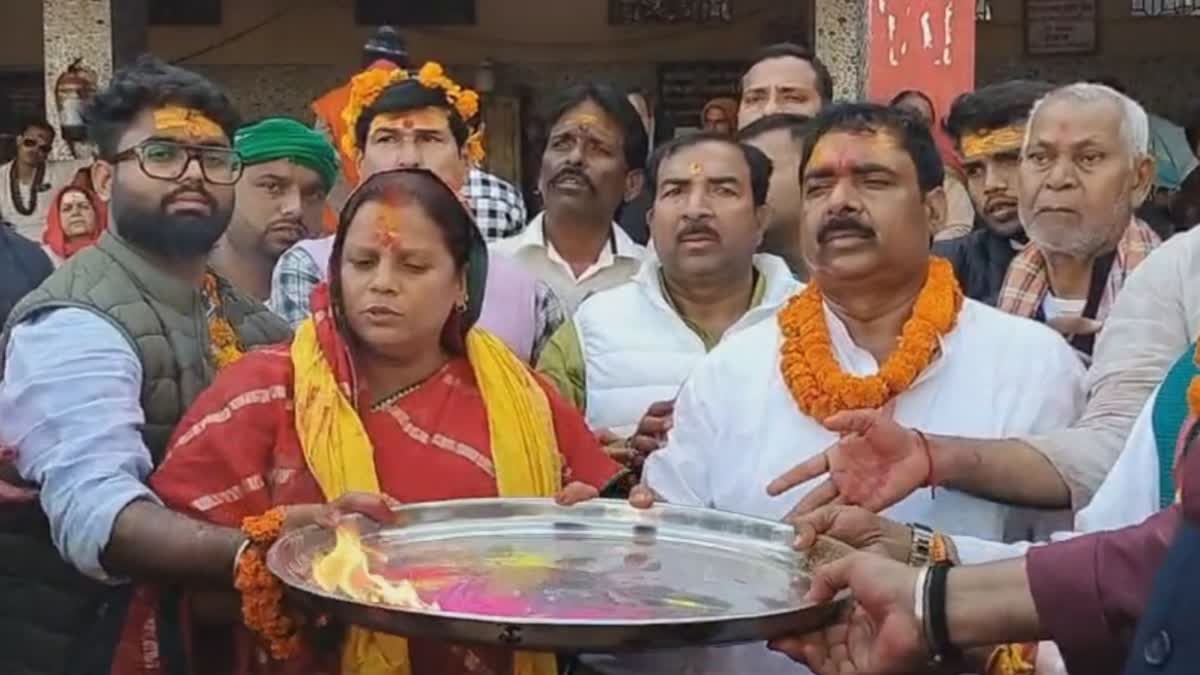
[111,139,244,185]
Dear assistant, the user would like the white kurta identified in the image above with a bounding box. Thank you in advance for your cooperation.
[589,298,1086,675]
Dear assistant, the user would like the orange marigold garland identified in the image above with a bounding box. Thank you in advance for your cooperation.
[234,507,304,660]
[339,60,486,166]
[778,257,964,420]
[985,643,1037,675]
[202,273,245,370]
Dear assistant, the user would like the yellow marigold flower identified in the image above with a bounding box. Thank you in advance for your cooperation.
[456,89,481,120]
[417,62,447,88]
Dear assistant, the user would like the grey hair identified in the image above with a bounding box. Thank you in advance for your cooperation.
[1022,82,1150,159]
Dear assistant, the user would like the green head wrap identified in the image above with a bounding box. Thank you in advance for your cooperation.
[234,117,340,192]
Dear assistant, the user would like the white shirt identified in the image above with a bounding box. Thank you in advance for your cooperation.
[0,159,88,242]
[0,308,159,583]
[591,299,1085,675]
[953,384,1164,565]
[490,212,644,313]
[1041,293,1087,322]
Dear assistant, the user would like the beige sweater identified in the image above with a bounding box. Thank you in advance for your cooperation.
[1027,225,1200,508]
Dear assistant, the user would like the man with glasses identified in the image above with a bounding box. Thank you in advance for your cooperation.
[0,117,88,242]
[0,55,289,675]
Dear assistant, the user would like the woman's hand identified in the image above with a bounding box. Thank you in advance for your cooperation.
[555,481,600,506]
[282,492,402,532]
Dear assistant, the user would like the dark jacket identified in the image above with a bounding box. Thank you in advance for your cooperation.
[617,190,651,246]
[1122,523,1200,674]
[931,224,1020,306]
[0,222,53,327]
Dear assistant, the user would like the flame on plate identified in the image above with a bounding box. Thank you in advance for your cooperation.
[311,526,440,611]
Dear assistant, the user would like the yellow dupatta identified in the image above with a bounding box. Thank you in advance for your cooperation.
[290,317,560,675]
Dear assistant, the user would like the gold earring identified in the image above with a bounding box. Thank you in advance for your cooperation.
[455,299,468,313]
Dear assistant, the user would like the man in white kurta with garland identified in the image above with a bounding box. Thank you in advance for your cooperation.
[601,103,1085,675]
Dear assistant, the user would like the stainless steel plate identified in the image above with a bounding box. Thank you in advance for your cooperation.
[267,498,850,651]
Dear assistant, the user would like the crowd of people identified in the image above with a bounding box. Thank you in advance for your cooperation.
[1,23,1200,675]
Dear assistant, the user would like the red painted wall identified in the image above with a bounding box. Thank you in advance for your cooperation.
[865,0,976,124]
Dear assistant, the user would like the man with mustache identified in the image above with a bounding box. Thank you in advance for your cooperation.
[0,117,88,243]
[609,104,1084,675]
[494,83,648,313]
[271,65,564,363]
[537,133,799,464]
[934,80,1054,305]
[996,83,1160,358]
[209,117,338,301]
[0,56,290,675]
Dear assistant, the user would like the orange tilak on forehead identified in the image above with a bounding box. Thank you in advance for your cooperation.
[564,113,602,130]
[371,202,406,249]
[153,106,222,141]
[961,125,1025,160]
[808,132,898,177]
[369,109,452,136]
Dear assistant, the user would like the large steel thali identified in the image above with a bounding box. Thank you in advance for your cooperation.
[268,498,850,652]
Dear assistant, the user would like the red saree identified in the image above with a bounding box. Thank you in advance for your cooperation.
[123,288,621,675]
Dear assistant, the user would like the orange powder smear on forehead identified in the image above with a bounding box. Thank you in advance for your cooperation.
[369,109,452,136]
[154,106,223,140]
[960,125,1025,160]
[563,113,602,129]
[371,202,405,249]
[689,161,704,177]
[808,130,899,176]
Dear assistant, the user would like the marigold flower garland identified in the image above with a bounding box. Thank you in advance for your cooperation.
[339,61,486,167]
[985,643,1037,675]
[202,273,245,370]
[234,507,304,660]
[778,257,964,420]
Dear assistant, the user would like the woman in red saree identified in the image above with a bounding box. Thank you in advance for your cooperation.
[42,184,107,266]
[135,168,624,675]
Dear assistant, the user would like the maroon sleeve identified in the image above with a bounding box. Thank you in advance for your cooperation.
[1027,506,1182,675]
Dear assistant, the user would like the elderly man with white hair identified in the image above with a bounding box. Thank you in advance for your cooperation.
[770,81,1200,529]
[993,82,1160,359]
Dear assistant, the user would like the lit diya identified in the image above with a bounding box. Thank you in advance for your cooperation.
[311,526,439,611]
[269,498,851,651]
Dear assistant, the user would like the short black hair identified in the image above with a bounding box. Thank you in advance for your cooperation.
[735,112,813,146]
[800,103,944,193]
[890,89,936,116]
[1185,99,1200,154]
[743,43,835,104]
[545,83,649,171]
[646,131,772,207]
[84,54,239,160]
[85,55,238,160]
[16,116,55,139]
[354,79,471,152]
[942,79,1055,149]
